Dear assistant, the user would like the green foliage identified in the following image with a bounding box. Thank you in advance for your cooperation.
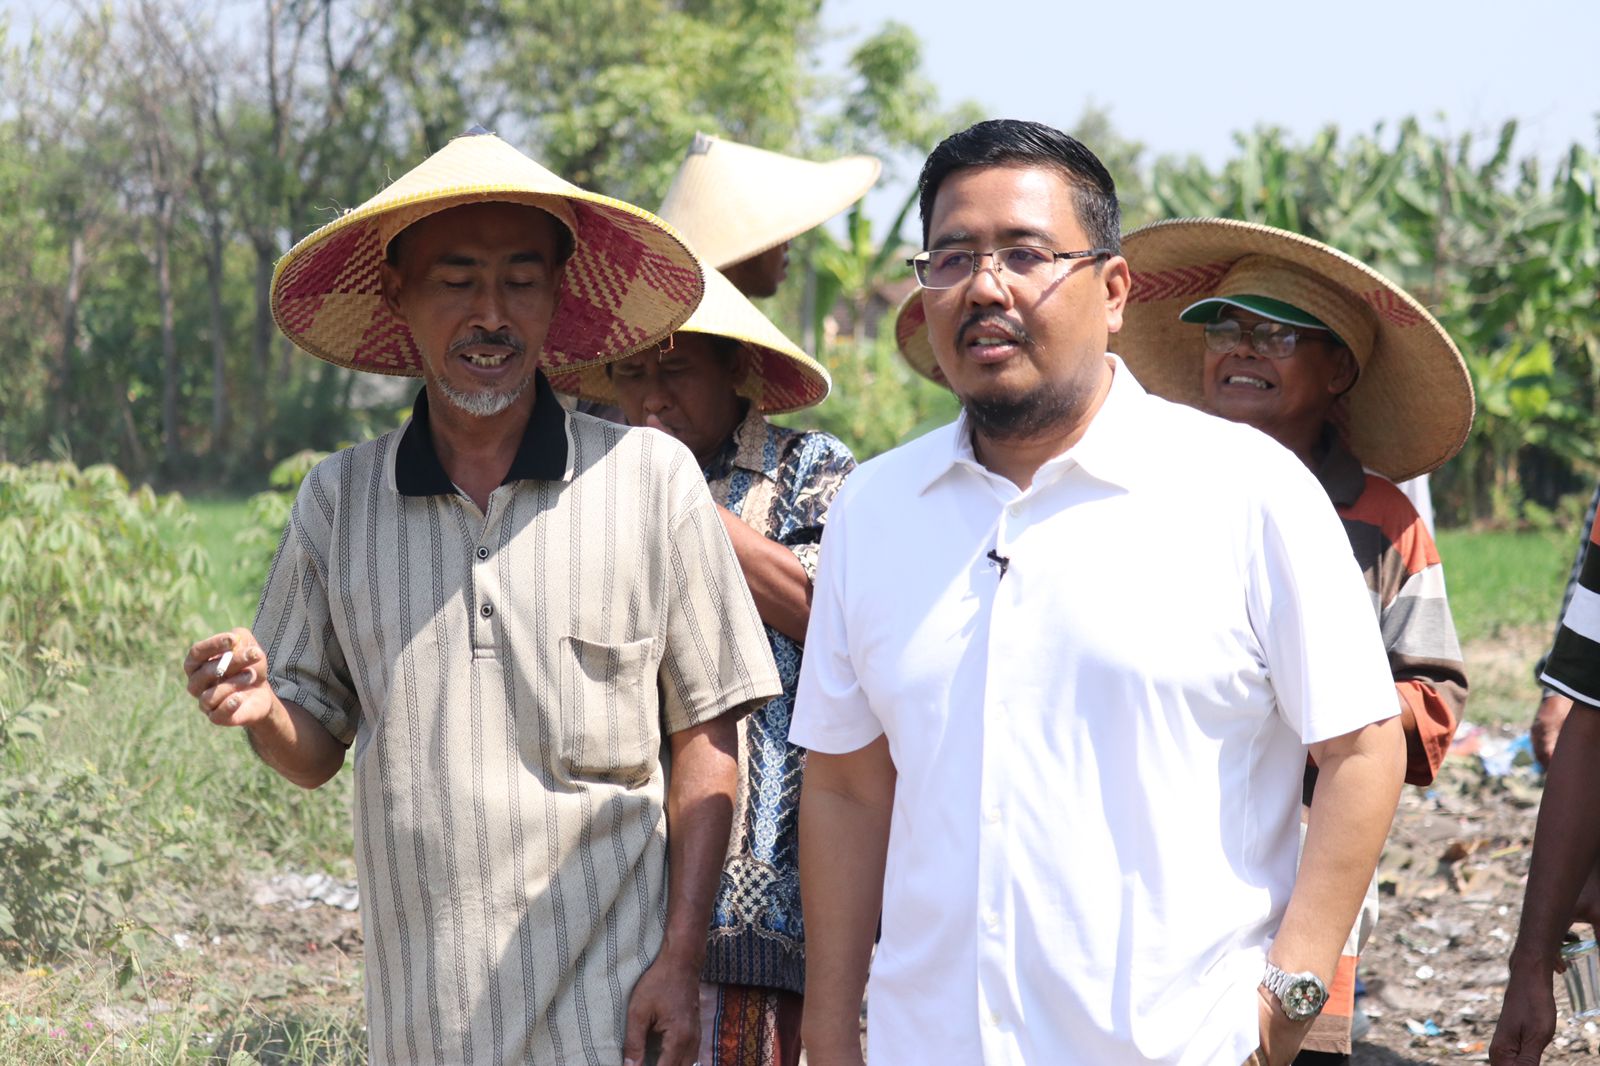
[235,450,330,587]
[0,460,216,960]
[0,460,208,662]
[1435,528,1572,643]
[785,332,958,461]
[0,765,163,960]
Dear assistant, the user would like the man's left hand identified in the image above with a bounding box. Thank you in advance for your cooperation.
[622,956,699,1066]
[1255,987,1313,1066]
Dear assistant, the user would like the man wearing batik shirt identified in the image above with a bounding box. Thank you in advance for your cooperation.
[1492,514,1600,1065]
[1117,218,1473,1063]
[552,267,852,1066]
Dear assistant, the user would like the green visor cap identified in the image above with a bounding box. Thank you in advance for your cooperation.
[1179,294,1344,347]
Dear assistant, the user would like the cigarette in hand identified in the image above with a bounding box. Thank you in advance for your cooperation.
[214,649,234,679]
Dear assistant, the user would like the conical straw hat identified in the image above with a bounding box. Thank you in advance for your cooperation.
[656,132,881,269]
[891,289,946,386]
[549,267,832,414]
[272,128,704,377]
[1111,218,1474,482]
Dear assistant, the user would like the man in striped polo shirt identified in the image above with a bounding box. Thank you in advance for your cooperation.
[1492,514,1600,1065]
[181,130,781,1066]
[1117,219,1474,1064]
[552,267,853,1066]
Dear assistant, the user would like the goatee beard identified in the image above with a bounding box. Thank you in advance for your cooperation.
[435,370,535,418]
[964,377,1087,442]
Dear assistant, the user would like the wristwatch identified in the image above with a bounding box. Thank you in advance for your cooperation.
[1262,962,1328,1022]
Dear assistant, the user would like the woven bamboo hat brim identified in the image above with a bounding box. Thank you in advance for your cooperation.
[891,289,948,387]
[271,128,705,377]
[1111,218,1474,482]
[656,132,881,270]
[548,267,832,415]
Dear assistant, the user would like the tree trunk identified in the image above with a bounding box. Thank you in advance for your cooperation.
[54,231,86,426]
[251,242,276,447]
[156,193,180,475]
[203,213,229,449]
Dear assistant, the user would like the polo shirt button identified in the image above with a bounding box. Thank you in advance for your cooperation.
[476,546,489,560]
[984,910,999,931]
[988,1010,1002,1027]
[480,603,494,618]
[986,806,1002,824]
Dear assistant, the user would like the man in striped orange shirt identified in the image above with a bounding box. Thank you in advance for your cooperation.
[1116,219,1473,1065]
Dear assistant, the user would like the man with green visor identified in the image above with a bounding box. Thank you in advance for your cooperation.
[1116,218,1473,1064]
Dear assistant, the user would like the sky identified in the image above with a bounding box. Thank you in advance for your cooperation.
[817,0,1599,235]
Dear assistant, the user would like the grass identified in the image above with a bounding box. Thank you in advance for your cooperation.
[1436,526,1581,725]
[2,491,364,1064]
[182,496,276,629]
[1435,527,1573,644]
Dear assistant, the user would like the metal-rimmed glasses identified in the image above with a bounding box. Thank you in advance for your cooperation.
[907,246,1112,290]
[1202,318,1333,359]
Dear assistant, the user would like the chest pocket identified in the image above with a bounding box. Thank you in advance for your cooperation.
[558,635,658,786]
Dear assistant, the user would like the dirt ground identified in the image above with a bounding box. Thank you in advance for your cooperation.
[147,746,1600,1065]
[1351,734,1597,1064]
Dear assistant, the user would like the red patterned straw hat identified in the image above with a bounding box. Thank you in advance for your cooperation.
[549,267,831,414]
[271,127,705,377]
[890,289,947,387]
[1112,218,1473,482]
[657,132,881,270]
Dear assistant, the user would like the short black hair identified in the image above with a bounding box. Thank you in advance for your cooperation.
[384,202,576,267]
[917,119,1121,254]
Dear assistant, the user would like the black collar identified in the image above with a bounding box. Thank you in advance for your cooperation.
[394,370,569,497]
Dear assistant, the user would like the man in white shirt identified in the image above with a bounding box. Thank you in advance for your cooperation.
[789,119,1407,1066]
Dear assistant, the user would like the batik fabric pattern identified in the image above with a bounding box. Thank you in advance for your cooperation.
[701,405,855,995]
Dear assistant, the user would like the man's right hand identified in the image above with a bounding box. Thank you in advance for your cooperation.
[1490,958,1558,1065]
[183,628,277,729]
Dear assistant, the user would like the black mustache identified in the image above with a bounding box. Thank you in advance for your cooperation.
[448,330,526,355]
[957,313,1032,349]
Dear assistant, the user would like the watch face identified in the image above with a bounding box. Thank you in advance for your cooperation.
[1283,978,1327,1020]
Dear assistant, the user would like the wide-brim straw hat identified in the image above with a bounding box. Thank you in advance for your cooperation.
[891,290,947,386]
[1112,218,1474,482]
[656,132,881,270]
[272,128,705,377]
[547,266,832,414]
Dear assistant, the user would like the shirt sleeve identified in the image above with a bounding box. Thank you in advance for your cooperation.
[253,460,359,746]
[789,479,886,754]
[1540,516,1600,708]
[1379,516,1467,785]
[657,450,782,735]
[1248,462,1399,745]
[776,432,857,582]
[1535,479,1600,685]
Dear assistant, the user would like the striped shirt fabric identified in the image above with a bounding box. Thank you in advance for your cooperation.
[254,372,781,1066]
[1317,436,1467,786]
[1300,435,1468,1055]
[1541,508,1600,707]
[1535,480,1600,686]
[699,406,855,995]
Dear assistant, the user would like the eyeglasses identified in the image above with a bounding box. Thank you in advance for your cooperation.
[1202,318,1331,359]
[907,246,1111,290]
